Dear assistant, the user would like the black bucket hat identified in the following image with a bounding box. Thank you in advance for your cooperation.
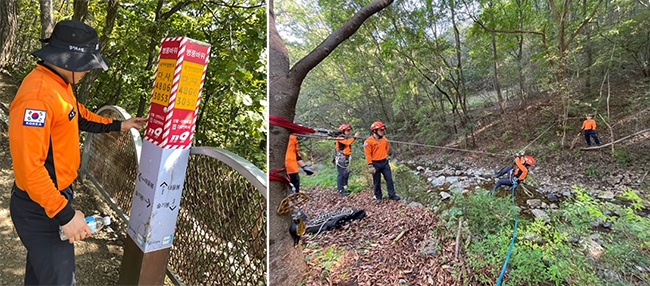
[32,20,109,72]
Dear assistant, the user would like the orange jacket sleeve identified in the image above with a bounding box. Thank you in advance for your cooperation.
[336,136,356,155]
[9,99,72,222]
[515,157,529,181]
[285,135,301,174]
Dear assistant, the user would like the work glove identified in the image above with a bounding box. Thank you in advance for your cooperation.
[368,164,376,174]
[302,165,314,176]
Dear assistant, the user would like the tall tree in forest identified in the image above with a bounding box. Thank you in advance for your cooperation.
[269,0,394,284]
[0,0,18,69]
[76,0,118,104]
[73,0,89,21]
[135,0,196,117]
[38,0,54,40]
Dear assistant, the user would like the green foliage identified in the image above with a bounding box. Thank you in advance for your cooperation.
[612,148,631,167]
[453,186,650,284]
[442,189,517,237]
[391,164,437,206]
[9,0,267,170]
[585,166,599,177]
[618,189,644,211]
[304,246,346,277]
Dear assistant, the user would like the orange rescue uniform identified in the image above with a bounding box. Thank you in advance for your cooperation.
[513,156,529,181]
[285,135,302,174]
[582,119,597,131]
[364,135,390,164]
[336,136,356,156]
[9,64,120,223]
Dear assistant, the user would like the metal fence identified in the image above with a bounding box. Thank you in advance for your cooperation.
[79,106,267,285]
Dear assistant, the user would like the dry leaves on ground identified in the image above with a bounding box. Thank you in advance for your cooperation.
[299,188,460,286]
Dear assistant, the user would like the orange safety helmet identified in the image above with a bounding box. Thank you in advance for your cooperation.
[524,155,536,166]
[339,124,352,132]
[370,121,386,131]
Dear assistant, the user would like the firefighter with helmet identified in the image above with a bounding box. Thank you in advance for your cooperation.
[493,152,536,193]
[335,124,360,196]
[364,121,400,202]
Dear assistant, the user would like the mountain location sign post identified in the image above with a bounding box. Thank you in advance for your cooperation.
[118,37,210,285]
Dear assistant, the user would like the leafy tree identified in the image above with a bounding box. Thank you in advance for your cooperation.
[2,0,266,169]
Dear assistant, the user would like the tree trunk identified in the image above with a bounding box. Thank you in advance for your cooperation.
[268,0,394,284]
[77,0,118,104]
[38,0,54,40]
[73,0,89,21]
[0,0,18,70]
[135,0,194,117]
[583,0,593,96]
[492,34,504,113]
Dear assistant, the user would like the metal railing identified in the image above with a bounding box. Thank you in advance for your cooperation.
[79,106,267,285]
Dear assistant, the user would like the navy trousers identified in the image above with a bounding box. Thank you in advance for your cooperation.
[371,159,396,199]
[494,167,516,190]
[336,155,350,192]
[584,130,601,146]
[289,173,300,193]
[10,183,76,285]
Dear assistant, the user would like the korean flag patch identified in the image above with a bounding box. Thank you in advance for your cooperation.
[23,109,47,127]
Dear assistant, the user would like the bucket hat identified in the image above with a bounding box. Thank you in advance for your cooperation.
[32,20,109,72]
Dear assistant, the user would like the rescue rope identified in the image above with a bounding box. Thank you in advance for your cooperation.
[520,121,556,151]
[296,133,509,157]
[269,115,315,134]
[268,115,316,186]
[496,184,519,286]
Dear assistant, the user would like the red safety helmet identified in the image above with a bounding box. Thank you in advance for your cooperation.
[524,155,536,166]
[339,124,352,132]
[370,121,386,131]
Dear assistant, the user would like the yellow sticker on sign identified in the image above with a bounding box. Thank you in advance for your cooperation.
[175,61,204,111]
[151,59,175,107]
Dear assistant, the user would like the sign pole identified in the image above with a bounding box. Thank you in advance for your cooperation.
[118,37,210,285]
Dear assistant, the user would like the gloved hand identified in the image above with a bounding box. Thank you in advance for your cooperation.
[302,165,314,175]
[368,164,376,174]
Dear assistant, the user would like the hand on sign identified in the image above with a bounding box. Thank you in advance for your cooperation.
[122,117,148,131]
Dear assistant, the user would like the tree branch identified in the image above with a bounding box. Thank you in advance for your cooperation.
[567,0,605,47]
[580,128,650,150]
[161,0,195,20]
[289,0,394,82]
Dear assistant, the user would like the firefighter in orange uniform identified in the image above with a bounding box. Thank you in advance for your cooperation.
[364,121,400,202]
[285,134,314,193]
[335,124,360,196]
[493,153,536,193]
[581,114,601,146]
[8,20,146,285]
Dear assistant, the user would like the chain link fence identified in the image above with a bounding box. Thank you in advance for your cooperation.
[80,106,267,285]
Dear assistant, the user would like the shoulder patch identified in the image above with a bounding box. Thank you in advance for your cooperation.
[364,142,368,147]
[23,109,47,127]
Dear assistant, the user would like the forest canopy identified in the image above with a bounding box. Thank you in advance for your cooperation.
[0,0,267,169]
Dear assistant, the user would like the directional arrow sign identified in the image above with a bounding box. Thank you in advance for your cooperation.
[145,198,151,208]
[160,182,168,188]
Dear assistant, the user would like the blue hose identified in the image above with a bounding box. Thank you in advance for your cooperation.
[496,184,519,286]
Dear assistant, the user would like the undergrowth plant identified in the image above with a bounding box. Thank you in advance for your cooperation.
[449,185,650,285]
